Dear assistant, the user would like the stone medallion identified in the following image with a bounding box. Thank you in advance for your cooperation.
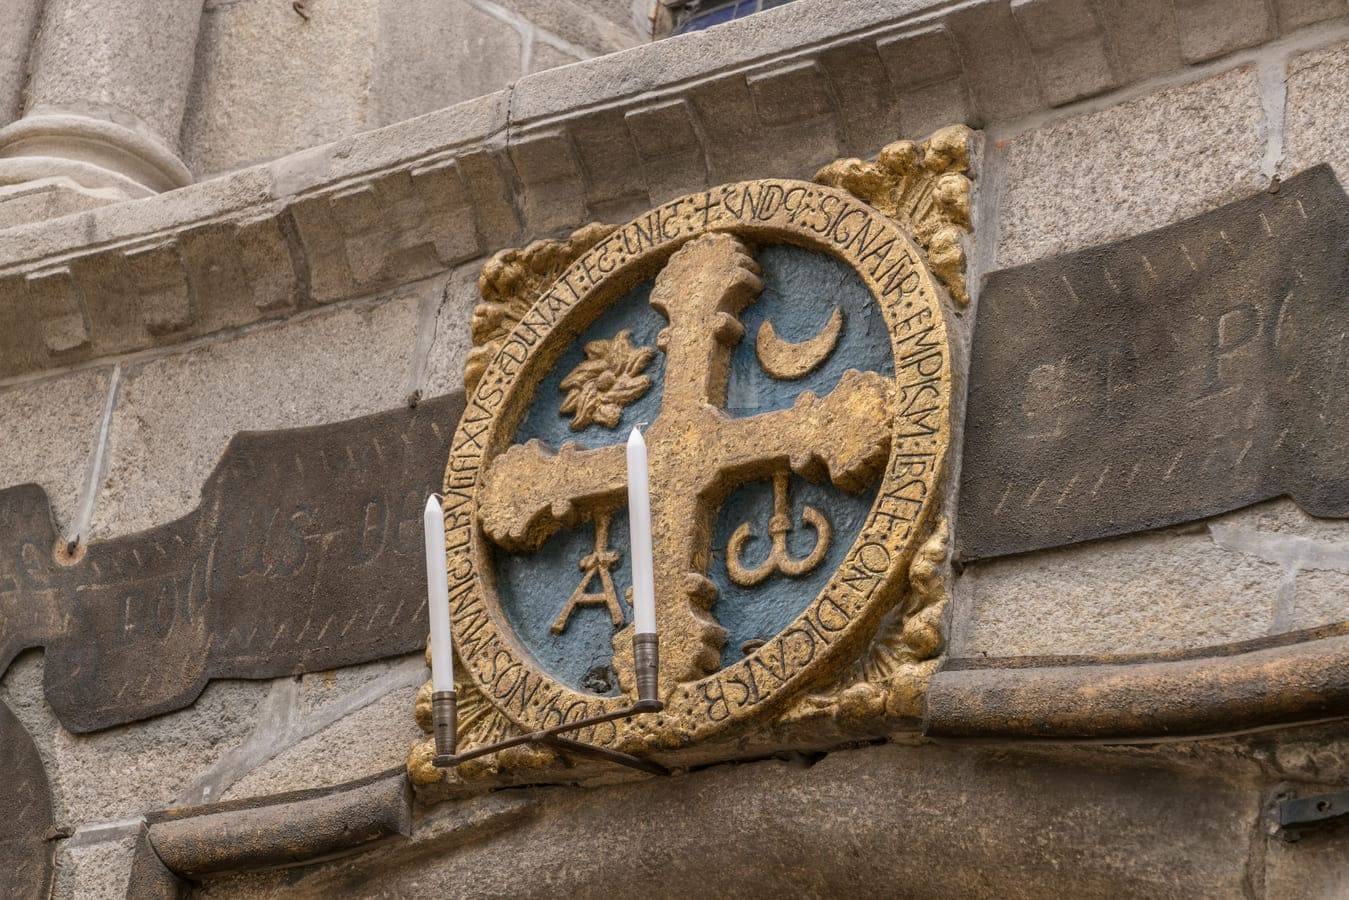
[437,178,953,753]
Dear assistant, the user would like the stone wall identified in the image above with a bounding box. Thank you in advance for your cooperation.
[0,0,648,231]
[182,0,646,176]
[0,0,1346,896]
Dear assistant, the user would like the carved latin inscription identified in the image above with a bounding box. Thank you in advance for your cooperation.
[415,178,952,769]
[958,165,1349,560]
[0,394,463,732]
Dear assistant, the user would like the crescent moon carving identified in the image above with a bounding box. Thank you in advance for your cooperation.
[754,306,844,380]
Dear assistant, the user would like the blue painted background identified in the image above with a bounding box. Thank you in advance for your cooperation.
[726,245,893,415]
[493,243,891,692]
[514,280,665,450]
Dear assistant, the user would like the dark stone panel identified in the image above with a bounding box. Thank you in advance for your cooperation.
[0,393,464,733]
[958,165,1349,561]
[0,699,54,899]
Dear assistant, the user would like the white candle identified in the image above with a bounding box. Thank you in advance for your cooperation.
[424,495,454,693]
[627,427,657,635]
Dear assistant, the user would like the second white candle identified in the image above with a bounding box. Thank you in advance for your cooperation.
[423,495,454,693]
[626,427,657,635]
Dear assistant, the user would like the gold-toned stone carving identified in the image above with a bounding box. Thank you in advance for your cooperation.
[410,650,523,786]
[413,176,953,787]
[558,330,656,430]
[777,517,950,727]
[754,307,843,379]
[859,517,950,719]
[476,233,905,689]
[815,125,975,306]
[552,509,625,634]
[465,222,617,393]
[727,470,832,587]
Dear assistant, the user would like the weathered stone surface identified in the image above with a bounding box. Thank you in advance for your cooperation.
[295,654,418,718]
[1090,0,1184,84]
[288,163,485,306]
[0,697,53,899]
[0,650,265,825]
[928,629,1349,740]
[125,825,183,900]
[149,773,411,879]
[52,833,135,900]
[183,0,380,176]
[173,655,427,807]
[1,0,1335,386]
[0,181,116,234]
[0,367,109,533]
[0,0,43,126]
[421,263,479,398]
[181,0,628,177]
[1283,40,1349,184]
[952,500,1349,658]
[1265,825,1349,900]
[371,0,523,129]
[1273,0,1347,31]
[0,391,462,732]
[1264,720,1349,785]
[1173,0,1273,63]
[996,65,1265,268]
[95,293,420,539]
[24,0,204,145]
[529,41,585,75]
[223,684,422,802]
[1010,0,1118,106]
[201,743,1262,898]
[497,0,639,55]
[960,165,1349,561]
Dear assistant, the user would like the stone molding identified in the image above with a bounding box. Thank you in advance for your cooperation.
[132,769,411,892]
[926,624,1349,739]
[0,0,1345,381]
[0,0,206,229]
[0,113,194,196]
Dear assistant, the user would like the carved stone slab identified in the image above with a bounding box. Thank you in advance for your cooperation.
[0,393,463,732]
[409,175,955,787]
[0,699,53,899]
[958,166,1349,561]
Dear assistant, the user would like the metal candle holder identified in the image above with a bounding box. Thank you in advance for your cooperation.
[431,631,668,776]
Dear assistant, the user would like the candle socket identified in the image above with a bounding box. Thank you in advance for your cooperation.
[430,647,665,775]
[431,690,457,757]
[633,633,659,707]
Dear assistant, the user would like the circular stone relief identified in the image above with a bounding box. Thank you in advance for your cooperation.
[443,179,951,748]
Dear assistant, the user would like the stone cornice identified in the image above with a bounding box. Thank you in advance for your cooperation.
[1,0,1344,380]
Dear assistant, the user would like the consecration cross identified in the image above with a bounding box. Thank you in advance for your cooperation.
[478,233,893,688]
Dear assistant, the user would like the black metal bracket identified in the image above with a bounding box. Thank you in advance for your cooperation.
[1271,788,1349,841]
[432,699,670,777]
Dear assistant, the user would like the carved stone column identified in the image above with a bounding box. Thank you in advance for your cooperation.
[0,0,205,226]
[0,0,45,127]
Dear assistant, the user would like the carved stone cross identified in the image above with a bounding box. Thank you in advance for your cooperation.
[478,234,893,686]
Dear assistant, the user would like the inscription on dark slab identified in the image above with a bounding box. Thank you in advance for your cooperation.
[958,166,1349,560]
[0,699,54,898]
[0,393,463,732]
